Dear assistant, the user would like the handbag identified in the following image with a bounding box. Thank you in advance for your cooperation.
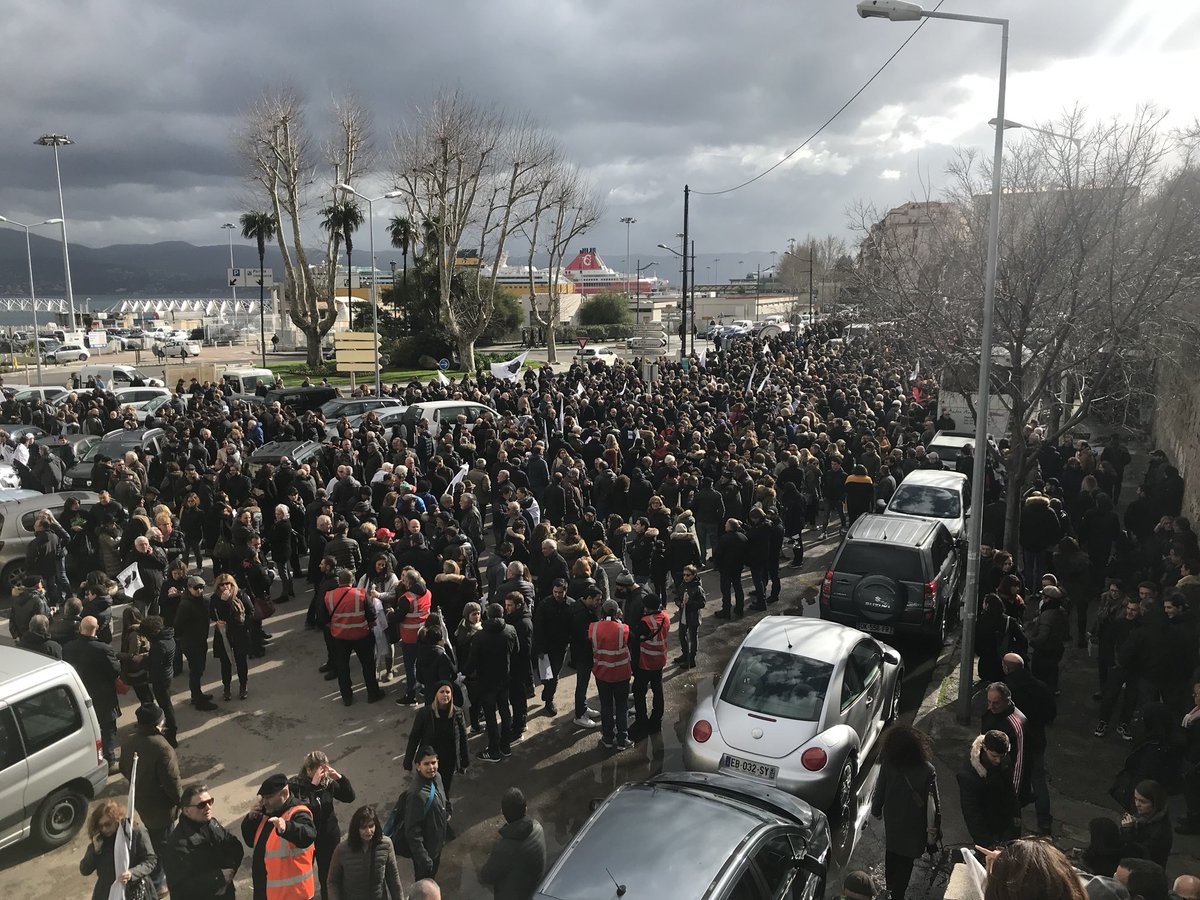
[387,783,435,858]
[253,595,276,620]
[214,538,233,561]
[114,676,130,696]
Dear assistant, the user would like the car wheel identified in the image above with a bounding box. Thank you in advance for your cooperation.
[1,561,26,597]
[32,786,88,848]
[828,757,856,831]
[78,353,87,361]
[885,664,904,725]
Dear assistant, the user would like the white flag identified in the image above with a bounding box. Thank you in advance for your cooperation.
[909,360,920,382]
[109,753,138,900]
[758,373,770,392]
[116,562,143,598]
[574,381,584,397]
[489,350,529,381]
[447,462,470,492]
[557,395,565,433]
[437,370,449,385]
[746,363,757,393]
[698,348,707,370]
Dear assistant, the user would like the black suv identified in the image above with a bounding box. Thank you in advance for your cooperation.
[263,386,340,412]
[820,513,962,648]
[245,439,325,476]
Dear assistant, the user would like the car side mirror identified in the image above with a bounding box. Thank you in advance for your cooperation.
[791,856,825,881]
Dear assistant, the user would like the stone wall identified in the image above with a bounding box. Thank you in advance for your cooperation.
[1152,343,1200,521]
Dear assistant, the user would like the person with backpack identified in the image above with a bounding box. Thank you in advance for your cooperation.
[395,745,448,882]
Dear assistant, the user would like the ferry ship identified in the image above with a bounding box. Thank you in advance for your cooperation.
[563,248,666,296]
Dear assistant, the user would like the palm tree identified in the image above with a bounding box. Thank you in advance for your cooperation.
[387,216,416,312]
[320,198,365,321]
[239,210,278,367]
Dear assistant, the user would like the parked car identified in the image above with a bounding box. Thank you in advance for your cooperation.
[325,406,408,442]
[42,344,89,364]
[396,400,493,441]
[820,513,962,647]
[683,617,903,828]
[111,386,172,411]
[35,433,100,469]
[884,469,970,540]
[77,364,164,388]
[0,491,101,594]
[60,429,167,490]
[10,387,70,404]
[0,645,110,850]
[245,439,325,476]
[263,386,340,412]
[319,397,403,421]
[134,392,192,424]
[154,339,201,359]
[574,345,619,365]
[534,771,829,900]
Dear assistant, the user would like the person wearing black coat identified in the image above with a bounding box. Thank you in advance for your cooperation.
[466,604,518,761]
[478,787,547,900]
[746,509,784,609]
[1119,779,1173,869]
[1002,654,1056,834]
[713,519,748,618]
[504,593,534,736]
[63,617,121,769]
[269,507,296,601]
[18,614,62,660]
[1019,492,1061,591]
[403,683,470,812]
[569,588,603,726]
[1024,586,1070,693]
[174,576,217,711]
[26,521,63,604]
[532,582,576,717]
[142,617,180,747]
[535,542,570,601]
[125,536,169,615]
[162,783,244,900]
[415,628,459,703]
[956,732,1020,849]
[290,752,356,900]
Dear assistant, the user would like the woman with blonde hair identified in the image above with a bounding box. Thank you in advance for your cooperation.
[211,573,250,700]
[80,800,156,900]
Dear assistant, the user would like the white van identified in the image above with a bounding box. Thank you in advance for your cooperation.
[0,646,108,850]
[220,367,275,396]
[77,364,164,389]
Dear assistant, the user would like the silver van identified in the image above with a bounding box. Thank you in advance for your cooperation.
[0,646,108,849]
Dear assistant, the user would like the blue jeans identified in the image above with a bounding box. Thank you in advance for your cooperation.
[596,678,629,743]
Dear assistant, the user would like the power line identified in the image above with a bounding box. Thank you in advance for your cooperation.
[692,1,946,198]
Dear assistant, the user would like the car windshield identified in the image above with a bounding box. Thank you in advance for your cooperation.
[143,395,171,413]
[890,486,962,518]
[836,544,926,582]
[320,399,355,417]
[720,647,832,721]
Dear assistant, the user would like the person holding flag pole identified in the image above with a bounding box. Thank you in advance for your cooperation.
[79,753,157,900]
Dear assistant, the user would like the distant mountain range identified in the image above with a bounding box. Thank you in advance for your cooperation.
[0,229,781,297]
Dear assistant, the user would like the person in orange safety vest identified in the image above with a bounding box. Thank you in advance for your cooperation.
[588,599,633,752]
[630,592,671,741]
[240,773,317,900]
[324,568,385,707]
[394,567,432,706]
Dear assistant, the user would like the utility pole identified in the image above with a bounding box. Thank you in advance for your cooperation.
[681,185,689,359]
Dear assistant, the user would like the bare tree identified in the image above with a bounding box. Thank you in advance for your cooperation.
[852,107,1200,550]
[523,164,603,364]
[391,91,556,370]
[238,88,373,368]
[778,233,849,315]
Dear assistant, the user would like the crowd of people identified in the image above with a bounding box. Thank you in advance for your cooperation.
[2,316,1197,898]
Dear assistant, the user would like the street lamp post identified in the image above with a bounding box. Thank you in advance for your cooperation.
[858,0,1009,722]
[337,185,403,395]
[620,217,636,298]
[0,216,63,387]
[714,258,721,292]
[657,240,688,355]
[35,134,76,335]
[222,223,238,338]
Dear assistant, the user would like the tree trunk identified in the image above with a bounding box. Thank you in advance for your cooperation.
[458,338,476,375]
[1003,465,1024,556]
[546,325,558,365]
[304,327,323,369]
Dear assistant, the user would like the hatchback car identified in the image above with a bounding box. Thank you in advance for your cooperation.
[60,428,167,490]
[820,513,962,646]
[574,345,619,365]
[884,469,969,540]
[534,771,828,900]
[155,340,201,358]
[0,491,100,594]
[43,344,89,364]
[112,386,172,411]
[683,617,902,828]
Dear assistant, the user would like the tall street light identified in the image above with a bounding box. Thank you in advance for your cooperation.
[714,258,721,292]
[989,117,1082,185]
[657,240,688,356]
[337,184,403,395]
[35,134,77,335]
[620,217,636,298]
[858,0,1009,722]
[222,223,238,337]
[0,215,63,387]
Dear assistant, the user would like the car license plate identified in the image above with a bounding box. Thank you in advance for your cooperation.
[720,754,778,781]
[859,622,895,635]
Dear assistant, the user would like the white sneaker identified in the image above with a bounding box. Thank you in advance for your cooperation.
[573,715,600,728]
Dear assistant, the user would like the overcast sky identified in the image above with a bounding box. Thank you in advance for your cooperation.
[2,0,1196,270]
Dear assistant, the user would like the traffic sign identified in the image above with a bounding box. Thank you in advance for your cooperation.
[438,358,450,371]
[227,267,275,288]
[576,336,589,350]
[629,322,667,336]
[334,331,380,347]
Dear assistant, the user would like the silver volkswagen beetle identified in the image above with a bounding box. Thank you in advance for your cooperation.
[683,616,904,827]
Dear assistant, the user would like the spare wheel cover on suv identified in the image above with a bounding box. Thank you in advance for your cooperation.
[852,574,905,622]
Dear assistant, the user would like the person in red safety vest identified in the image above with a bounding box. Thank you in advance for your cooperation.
[240,773,317,900]
[324,568,385,707]
[588,599,633,751]
[630,592,671,741]
[394,567,432,706]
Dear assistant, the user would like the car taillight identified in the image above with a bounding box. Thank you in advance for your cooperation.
[923,580,937,608]
[692,720,712,743]
[801,747,827,771]
[96,738,105,767]
[820,570,833,607]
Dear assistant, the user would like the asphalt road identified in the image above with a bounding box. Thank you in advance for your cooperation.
[0,528,946,899]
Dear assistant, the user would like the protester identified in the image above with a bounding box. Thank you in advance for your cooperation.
[163,783,244,900]
[871,725,940,899]
[290,751,357,900]
[327,805,404,900]
[478,787,546,900]
[241,774,317,900]
[80,800,157,900]
[401,746,449,882]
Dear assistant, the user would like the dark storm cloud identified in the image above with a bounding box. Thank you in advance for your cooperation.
[0,0,1190,263]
